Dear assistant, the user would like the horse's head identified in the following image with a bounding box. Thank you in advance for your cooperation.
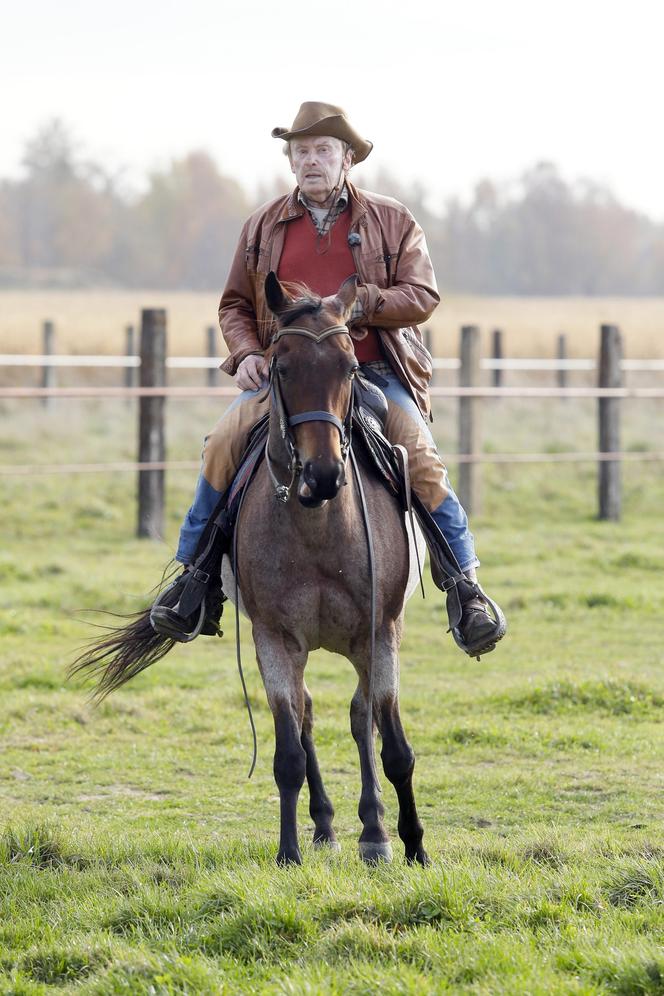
[264,271,359,507]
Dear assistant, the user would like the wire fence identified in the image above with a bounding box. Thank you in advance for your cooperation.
[2,313,663,530]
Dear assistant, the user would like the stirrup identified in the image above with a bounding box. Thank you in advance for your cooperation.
[149,577,207,643]
[451,587,507,660]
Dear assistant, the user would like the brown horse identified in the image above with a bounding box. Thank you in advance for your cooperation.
[73,272,429,867]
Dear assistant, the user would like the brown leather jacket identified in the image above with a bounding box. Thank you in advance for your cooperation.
[219,179,439,416]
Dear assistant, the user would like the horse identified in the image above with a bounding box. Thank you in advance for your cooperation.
[72,272,429,867]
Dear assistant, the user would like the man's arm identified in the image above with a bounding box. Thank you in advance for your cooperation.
[354,216,440,329]
[219,224,265,377]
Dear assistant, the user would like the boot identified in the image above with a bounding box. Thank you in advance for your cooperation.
[411,500,506,659]
[451,576,506,659]
[150,569,226,642]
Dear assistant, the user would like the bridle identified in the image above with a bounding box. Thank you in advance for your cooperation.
[266,323,355,502]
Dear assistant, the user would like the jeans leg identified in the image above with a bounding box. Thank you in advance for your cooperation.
[175,386,264,565]
[379,374,479,572]
[176,474,224,565]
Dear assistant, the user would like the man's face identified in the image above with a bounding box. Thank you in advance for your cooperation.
[289,136,353,204]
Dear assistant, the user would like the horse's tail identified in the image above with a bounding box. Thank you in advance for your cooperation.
[68,603,176,702]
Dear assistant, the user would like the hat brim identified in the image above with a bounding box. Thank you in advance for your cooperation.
[272,115,372,164]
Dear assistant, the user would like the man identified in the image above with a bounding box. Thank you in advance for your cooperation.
[155,102,505,657]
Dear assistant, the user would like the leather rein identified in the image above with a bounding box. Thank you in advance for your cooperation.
[265,324,354,503]
[256,320,381,792]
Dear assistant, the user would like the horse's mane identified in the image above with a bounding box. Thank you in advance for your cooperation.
[279,281,323,326]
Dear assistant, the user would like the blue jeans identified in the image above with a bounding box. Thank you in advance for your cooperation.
[176,376,479,571]
[379,372,478,572]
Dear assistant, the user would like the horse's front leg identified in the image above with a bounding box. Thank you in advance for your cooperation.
[254,628,307,865]
[302,683,339,851]
[350,683,392,863]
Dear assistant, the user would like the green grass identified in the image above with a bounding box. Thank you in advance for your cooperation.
[1,396,663,994]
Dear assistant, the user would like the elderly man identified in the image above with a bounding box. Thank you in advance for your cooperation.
[155,102,505,657]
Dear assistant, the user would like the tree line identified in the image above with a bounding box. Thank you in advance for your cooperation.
[1,120,662,295]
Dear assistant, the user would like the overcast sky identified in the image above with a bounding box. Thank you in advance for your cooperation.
[3,0,663,218]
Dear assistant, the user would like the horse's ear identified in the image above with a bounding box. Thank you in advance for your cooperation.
[264,271,292,316]
[334,274,358,317]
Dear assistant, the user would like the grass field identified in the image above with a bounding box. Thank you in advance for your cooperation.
[2,290,664,360]
[1,394,663,994]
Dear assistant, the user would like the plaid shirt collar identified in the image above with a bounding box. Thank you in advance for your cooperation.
[298,184,349,237]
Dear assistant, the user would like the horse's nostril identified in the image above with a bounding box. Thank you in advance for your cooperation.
[303,462,318,488]
[302,460,344,499]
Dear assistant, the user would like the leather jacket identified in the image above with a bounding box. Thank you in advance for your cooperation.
[219,179,439,417]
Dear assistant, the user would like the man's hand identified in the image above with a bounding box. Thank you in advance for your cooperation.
[235,354,268,391]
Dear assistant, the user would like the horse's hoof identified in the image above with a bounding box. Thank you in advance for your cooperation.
[276,848,302,866]
[406,848,431,867]
[313,836,341,853]
[358,841,393,864]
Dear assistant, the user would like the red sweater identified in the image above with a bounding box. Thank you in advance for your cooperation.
[278,209,382,363]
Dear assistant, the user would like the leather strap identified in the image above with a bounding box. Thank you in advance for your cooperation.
[349,446,381,795]
[394,444,425,599]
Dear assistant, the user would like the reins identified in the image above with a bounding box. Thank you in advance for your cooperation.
[349,444,382,795]
[234,319,381,791]
[233,478,258,779]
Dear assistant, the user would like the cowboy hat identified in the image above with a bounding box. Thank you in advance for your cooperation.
[272,101,373,163]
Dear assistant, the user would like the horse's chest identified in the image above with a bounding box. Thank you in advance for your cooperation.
[236,491,406,643]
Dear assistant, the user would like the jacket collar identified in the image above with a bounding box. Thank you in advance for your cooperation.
[280,179,367,225]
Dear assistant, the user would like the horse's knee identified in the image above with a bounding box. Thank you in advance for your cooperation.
[380,704,415,785]
[274,743,307,792]
[273,708,307,792]
[381,740,415,786]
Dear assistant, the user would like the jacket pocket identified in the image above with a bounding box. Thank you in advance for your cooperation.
[403,329,433,364]
[359,246,399,286]
[245,241,270,276]
[400,329,433,384]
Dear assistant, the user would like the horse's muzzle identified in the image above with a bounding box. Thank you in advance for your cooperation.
[298,459,345,506]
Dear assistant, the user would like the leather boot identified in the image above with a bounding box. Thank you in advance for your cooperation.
[453,578,506,658]
[150,569,226,642]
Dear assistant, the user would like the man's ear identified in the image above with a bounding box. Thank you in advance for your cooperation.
[334,274,358,318]
[264,272,293,315]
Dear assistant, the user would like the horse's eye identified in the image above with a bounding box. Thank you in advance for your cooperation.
[348,365,359,380]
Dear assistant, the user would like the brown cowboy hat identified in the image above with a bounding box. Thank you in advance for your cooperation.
[272,101,373,163]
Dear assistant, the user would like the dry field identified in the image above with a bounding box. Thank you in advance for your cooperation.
[1,290,663,360]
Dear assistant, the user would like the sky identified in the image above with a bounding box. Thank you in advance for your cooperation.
[3,0,663,219]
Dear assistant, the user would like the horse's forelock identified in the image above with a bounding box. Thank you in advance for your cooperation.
[279,296,323,327]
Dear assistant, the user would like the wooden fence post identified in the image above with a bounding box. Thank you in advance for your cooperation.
[491,329,503,388]
[137,309,166,539]
[206,325,219,387]
[557,333,567,391]
[458,325,482,515]
[125,324,137,392]
[598,324,623,521]
[42,320,55,407]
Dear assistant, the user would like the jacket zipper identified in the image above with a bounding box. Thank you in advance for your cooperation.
[403,329,433,363]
